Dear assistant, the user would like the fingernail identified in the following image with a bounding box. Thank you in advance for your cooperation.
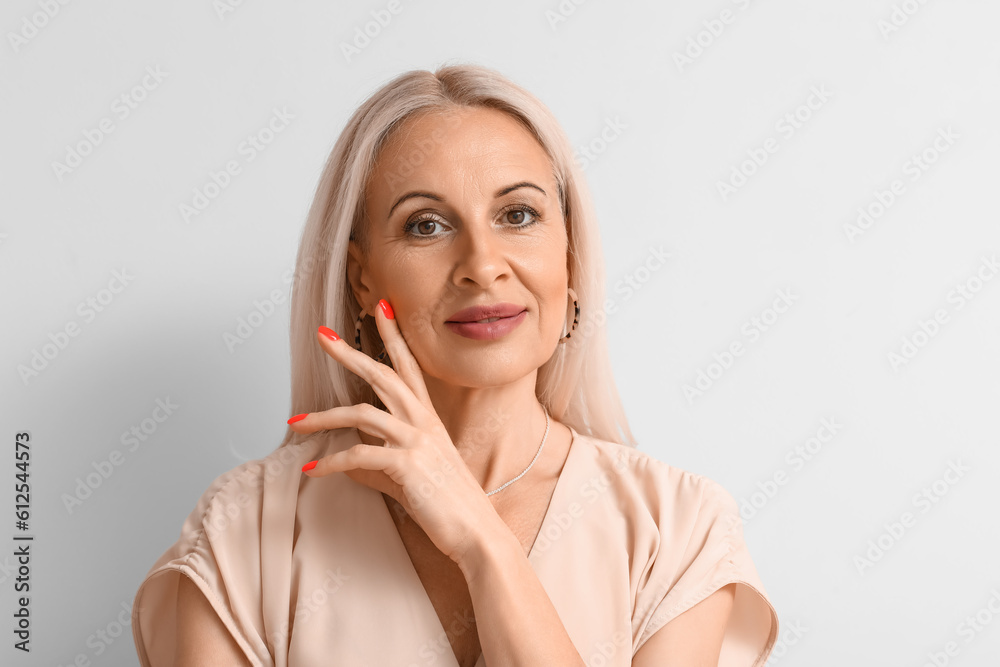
[378,299,394,320]
[318,326,339,341]
[287,414,307,424]
[302,460,317,472]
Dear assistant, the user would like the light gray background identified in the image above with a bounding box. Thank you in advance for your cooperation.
[2,0,999,665]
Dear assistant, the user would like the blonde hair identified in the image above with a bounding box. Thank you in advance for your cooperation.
[279,62,636,449]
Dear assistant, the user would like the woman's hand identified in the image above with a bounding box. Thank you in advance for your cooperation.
[289,299,502,566]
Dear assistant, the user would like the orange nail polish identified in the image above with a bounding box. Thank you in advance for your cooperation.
[302,460,317,472]
[378,299,394,320]
[318,326,339,341]
[287,414,307,424]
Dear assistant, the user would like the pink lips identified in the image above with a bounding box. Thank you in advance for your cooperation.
[445,302,527,341]
[446,302,525,323]
[445,309,527,340]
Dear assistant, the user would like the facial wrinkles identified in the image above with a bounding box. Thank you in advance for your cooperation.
[367,109,562,286]
[385,117,544,224]
[356,128,572,384]
[433,140,513,225]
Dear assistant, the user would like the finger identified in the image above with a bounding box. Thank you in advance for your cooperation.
[372,300,434,409]
[342,468,403,503]
[315,325,425,421]
[302,443,403,478]
[288,404,404,444]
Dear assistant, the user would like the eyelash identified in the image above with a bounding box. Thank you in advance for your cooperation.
[402,204,542,238]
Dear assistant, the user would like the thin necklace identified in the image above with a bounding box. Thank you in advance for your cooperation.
[485,407,550,497]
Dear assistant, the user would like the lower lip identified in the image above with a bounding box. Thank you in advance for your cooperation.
[445,310,527,340]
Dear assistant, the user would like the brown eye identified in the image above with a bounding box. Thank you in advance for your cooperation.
[414,220,437,235]
[503,206,539,227]
[402,218,445,237]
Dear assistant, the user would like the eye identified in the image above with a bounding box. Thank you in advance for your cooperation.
[401,204,542,239]
[402,218,445,237]
[499,204,541,228]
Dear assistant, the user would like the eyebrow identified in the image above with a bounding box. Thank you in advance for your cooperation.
[386,181,547,220]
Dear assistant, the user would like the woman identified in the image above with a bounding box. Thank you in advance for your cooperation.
[132,63,778,666]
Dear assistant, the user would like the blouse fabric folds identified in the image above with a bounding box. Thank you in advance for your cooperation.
[132,424,778,666]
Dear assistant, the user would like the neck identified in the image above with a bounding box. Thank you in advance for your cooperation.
[358,372,555,494]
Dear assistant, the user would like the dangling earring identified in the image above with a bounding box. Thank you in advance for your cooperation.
[558,287,579,344]
[354,309,388,363]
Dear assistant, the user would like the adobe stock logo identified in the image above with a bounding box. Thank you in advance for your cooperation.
[339,0,408,63]
[18,268,135,385]
[853,459,970,576]
[178,107,295,223]
[739,417,843,525]
[716,85,832,202]
[877,0,934,41]
[51,65,169,182]
[7,0,73,54]
[683,288,798,404]
[61,397,180,514]
[545,0,593,31]
[672,0,759,73]
[917,589,1000,667]
[574,117,627,171]
[843,126,958,243]
[887,254,998,371]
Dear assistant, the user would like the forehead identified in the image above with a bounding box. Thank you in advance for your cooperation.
[369,106,554,195]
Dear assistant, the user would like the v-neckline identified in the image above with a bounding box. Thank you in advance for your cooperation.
[363,424,580,667]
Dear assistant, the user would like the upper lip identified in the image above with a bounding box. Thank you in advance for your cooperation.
[446,303,526,323]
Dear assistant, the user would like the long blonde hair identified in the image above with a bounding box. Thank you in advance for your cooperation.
[280,63,636,449]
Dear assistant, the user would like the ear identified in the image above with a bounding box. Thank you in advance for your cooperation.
[346,239,375,314]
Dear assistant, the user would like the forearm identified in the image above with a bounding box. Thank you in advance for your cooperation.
[457,518,586,666]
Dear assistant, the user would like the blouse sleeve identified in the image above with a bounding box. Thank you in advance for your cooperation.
[632,469,779,666]
[131,462,274,667]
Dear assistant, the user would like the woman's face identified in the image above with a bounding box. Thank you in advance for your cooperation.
[348,106,569,389]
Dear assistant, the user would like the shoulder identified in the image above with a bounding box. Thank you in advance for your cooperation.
[133,436,341,667]
[564,429,744,584]
[140,431,348,579]
[179,432,341,544]
[570,430,739,528]
[579,435,780,662]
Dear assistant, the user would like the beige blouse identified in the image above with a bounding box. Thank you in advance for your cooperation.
[132,424,778,666]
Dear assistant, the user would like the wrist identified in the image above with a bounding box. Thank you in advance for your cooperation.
[454,511,520,583]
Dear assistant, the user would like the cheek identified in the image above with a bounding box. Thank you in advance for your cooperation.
[380,255,430,300]
[387,265,444,343]
[542,283,569,328]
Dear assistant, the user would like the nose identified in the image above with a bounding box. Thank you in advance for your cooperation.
[450,215,513,289]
